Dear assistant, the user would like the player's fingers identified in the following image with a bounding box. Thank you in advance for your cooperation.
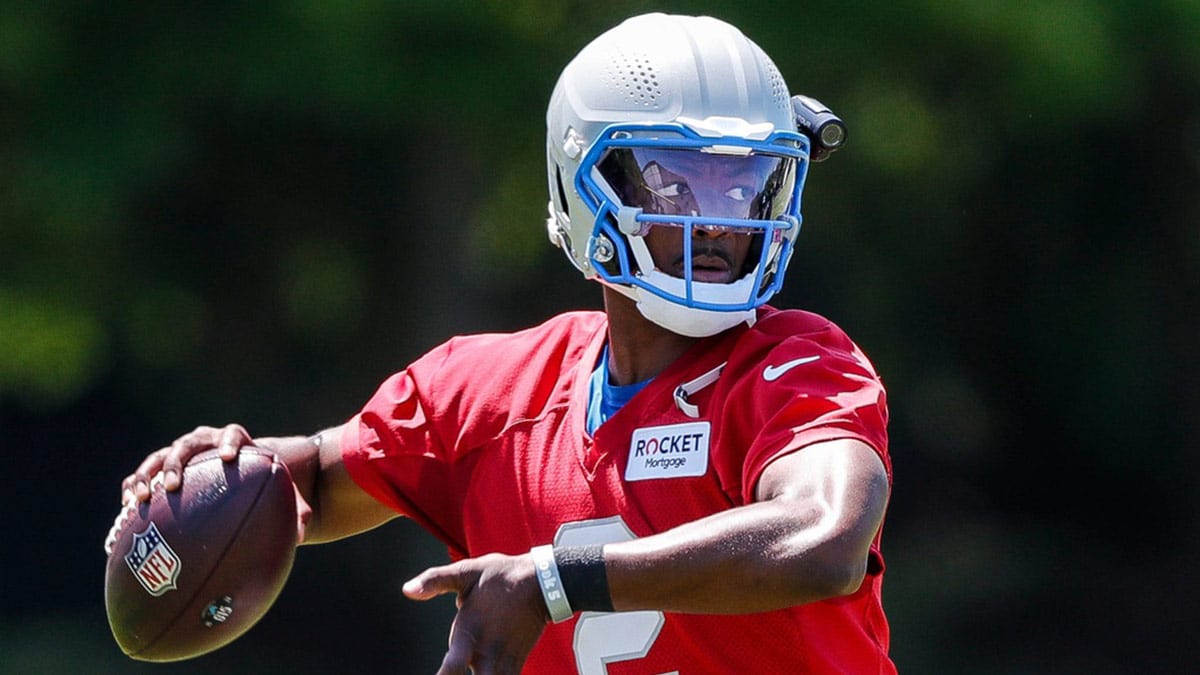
[469,649,522,675]
[216,423,251,461]
[446,623,524,675]
[159,425,218,490]
[171,424,226,457]
[130,448,170,502]
[125,424,244,502]
[164,424,251,490]
[120,472,139,504]
[120,466,145,505]
[435,615,477,675]
[403,561,474,601]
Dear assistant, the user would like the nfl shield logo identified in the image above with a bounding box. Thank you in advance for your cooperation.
[124,522,182,596]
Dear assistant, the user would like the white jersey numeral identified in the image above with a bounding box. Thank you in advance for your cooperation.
[574,611,664,675]
[554,517,676,675]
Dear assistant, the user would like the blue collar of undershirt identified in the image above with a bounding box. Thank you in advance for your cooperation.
[586,345,652,435]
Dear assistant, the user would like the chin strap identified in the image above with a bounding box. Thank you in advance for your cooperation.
[673,361,727,418]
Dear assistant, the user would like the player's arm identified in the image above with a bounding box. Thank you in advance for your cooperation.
[602,437,889,614]
[121,423,396,545]
[252,425,398,544]
[401,437,889,673]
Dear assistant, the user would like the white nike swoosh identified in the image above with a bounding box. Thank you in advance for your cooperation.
[762,355,821,381]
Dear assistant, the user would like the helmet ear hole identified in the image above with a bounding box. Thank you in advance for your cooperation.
[594,216,627,278]
[554,166,570,217]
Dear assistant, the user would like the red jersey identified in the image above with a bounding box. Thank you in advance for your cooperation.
[342,307,895,674]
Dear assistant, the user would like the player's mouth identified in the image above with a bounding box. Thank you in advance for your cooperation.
[673,248,736,283]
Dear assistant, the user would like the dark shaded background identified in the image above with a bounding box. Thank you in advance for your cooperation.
[2,1,1198,673]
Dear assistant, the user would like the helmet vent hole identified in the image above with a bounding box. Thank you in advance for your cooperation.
[763,58,789,110]
[606,51,661,107]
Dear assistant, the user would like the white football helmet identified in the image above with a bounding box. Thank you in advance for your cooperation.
[546,13,811,337]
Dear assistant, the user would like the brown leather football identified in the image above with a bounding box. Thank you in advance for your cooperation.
[104,447,298,661]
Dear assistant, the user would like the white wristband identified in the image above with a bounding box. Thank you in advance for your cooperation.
[530,544,573,623]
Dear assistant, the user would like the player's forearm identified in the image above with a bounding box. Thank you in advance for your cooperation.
[251,432,321,491]
[255,425,397,544]
[602,497,873,614]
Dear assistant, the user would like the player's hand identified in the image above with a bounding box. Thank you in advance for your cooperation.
[121,424,253,505]
[403,552,549,675]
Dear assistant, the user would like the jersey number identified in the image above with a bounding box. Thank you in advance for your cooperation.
[555,517,677,675]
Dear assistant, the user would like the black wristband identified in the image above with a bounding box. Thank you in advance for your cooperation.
[554,544,614,613]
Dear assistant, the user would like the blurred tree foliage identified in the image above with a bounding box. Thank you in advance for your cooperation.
[2,1,1198,672]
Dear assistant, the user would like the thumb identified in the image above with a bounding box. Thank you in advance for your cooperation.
[404,562,469,601]
[292,483,312,544]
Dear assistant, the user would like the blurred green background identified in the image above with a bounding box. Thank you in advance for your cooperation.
[2,0,1198,672]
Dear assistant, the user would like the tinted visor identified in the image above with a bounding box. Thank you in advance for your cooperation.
[597,147,796,221]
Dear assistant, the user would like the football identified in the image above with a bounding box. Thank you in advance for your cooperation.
[104,447,298,661]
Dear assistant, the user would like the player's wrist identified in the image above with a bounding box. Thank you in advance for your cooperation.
[529,543,614,623]
[556,544,614,613]
[530,544,572,622]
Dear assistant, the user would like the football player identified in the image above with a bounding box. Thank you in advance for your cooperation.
[122,13,895,674]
